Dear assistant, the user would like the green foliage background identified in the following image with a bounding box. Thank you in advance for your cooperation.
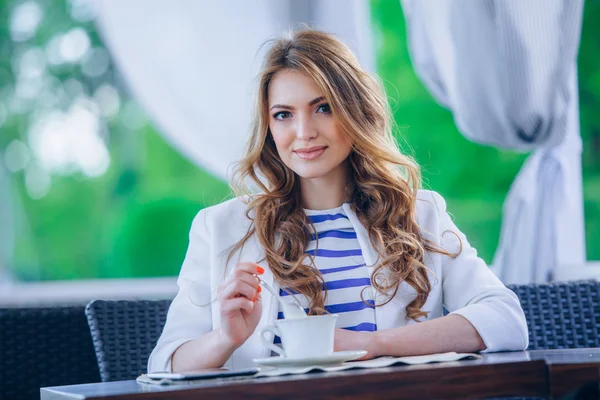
[2,0,599,281]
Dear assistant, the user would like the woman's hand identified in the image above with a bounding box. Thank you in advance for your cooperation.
[334,328,379,360]
[217,262,264,348]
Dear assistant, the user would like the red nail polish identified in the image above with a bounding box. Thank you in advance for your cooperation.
[256,266,265,274]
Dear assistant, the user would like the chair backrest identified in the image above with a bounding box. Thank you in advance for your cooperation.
[507,280,600,350]
[85,299,172,382]
[0,306,100,400]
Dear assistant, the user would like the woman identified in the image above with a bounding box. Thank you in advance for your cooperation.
[148,29,528,373]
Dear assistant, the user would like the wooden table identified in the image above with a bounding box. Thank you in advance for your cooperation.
[528,348,600,398]
[40,349,600,400]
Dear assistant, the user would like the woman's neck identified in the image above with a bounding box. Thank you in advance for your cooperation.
[299,167,350,210]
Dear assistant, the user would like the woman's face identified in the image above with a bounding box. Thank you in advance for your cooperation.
[268,69,352,182]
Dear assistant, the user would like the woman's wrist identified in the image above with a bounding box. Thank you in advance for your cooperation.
[370,327,406,358]
[366,330,384,358]
[216,328,243,354]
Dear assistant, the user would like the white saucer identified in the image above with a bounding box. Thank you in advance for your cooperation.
[253,350,367,367]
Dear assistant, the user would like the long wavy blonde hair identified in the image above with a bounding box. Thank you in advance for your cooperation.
[229,28,458,321]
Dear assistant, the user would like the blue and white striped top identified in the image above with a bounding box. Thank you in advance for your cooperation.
[275,205,377,342]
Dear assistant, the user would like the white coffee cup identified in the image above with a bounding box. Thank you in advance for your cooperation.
[260,314,338,358]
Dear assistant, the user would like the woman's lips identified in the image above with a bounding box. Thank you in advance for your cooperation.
[294,146,327,160]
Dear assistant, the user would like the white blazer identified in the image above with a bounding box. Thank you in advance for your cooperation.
[148,190,528,372]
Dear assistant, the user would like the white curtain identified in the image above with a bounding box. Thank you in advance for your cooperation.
[401,0,585,283]
[94,0,374,181]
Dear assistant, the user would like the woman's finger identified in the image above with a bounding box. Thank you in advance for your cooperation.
[221,296,256,314]
[232,269,261,289]
[219,279,259,301]
[221,263,263,288]
[235,262,265,276]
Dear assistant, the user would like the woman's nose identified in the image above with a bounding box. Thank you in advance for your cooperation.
[295,115,317,141]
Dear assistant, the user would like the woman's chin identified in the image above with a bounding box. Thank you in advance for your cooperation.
[293,169,328,180]
[291,162,347,181]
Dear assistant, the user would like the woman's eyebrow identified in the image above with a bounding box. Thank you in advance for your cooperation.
[308,96,325,106]
[270,96,326,111]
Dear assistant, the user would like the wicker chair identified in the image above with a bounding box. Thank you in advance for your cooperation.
[482,280,600,400]
[85,299,171,382]
[0,306,100,400]
[83,282,599,387]
[507,280,600,350]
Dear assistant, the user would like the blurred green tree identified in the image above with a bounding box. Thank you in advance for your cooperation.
[0,0,230,280]
[578,0,600,261]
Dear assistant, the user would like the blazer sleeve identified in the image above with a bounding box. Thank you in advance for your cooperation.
[430,191,529,352]
[147,208,214,372]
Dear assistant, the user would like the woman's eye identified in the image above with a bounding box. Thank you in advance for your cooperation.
[273,111,291,120]
[317,103,331,114]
